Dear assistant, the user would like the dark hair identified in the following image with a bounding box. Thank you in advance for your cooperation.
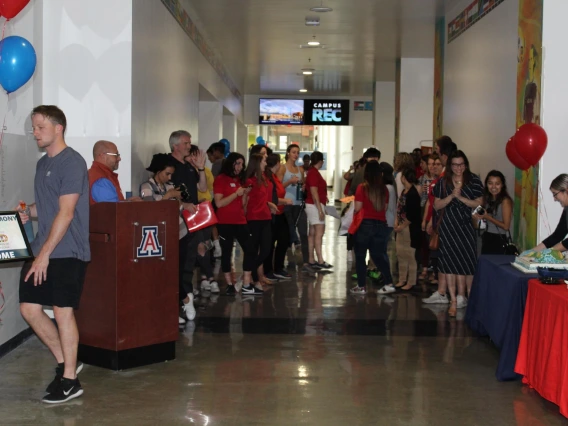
[362,161,386,211]
[483,170,512,213]
[421,154,430,163]
[444,150,473,187]
[265,153,281,181]
[379,162,394,185]
[310,151,324,166]
[249,144,268,157]
[188,144,200,155]
[285,144,300,161]
[220,152,246,183]
[364,147,381,160]
[207,142,225,155]
[246,154,266,186]
[32,105,67,134]
[146,153,177,174]
[436,136,457,158]
[402,168,418,184]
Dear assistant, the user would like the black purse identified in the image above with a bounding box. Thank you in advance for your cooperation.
[498,229,519,255]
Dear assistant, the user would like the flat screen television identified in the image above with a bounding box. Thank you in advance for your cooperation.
[259,99,304,125]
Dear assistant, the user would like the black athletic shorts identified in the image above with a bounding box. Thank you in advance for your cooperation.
[19,258,88,309]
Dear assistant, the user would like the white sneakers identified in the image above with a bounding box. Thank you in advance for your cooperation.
[209,281,220,293]
[200,279,211,291]
[456,295,468,309]
[422,291,449,304]
[183,294,196,321]
[213,239,222,258]
[377,284,396,294]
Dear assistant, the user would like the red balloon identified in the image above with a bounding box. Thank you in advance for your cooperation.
[513,123,548,167]
[506,136,530,170]
[0,0,30,20]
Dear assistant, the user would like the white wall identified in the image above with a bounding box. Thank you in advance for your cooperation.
[374,81,396,164]
[41,0,133,193]
[539,1,568,241]
[443,0,517,186]
[399,58,435,154]
[131,1,242,194]
[0,2,42,347]
[198,101,222,151]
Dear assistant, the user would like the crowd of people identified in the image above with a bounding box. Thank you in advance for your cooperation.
[343,136,516,318]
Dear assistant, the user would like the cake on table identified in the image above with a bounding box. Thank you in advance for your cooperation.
[512,249,568,273]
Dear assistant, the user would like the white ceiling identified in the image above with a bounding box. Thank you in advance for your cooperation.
[185,0,451,96]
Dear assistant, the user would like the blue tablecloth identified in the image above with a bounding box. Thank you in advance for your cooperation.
[465,255,537,381]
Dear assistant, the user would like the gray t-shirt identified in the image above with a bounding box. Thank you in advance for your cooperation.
[211,158,224,177]
[31,147,91,262]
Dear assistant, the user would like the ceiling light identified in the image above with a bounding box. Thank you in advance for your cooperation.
[310,1,333,12]
[302,69,314,75]
[299,89,308,93]
[307,36,320,46]
[305,16,320,26]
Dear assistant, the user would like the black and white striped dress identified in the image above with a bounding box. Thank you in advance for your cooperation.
[433,175,483,275]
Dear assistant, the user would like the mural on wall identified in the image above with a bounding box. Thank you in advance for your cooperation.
[394,59,401,154]
[160,0,242,102]
[513,0,543,250]
[433,17,445,140]
[448,0,506,43]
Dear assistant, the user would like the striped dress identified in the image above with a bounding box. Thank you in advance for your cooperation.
[433,175,483,275]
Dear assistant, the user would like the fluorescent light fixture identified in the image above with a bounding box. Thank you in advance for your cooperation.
[307,40,320,46]
[302,68,314,75]
[299,89,308,92]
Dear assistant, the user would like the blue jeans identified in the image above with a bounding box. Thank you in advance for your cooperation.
[354,219,393,288]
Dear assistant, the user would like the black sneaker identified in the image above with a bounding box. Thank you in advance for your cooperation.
[264,272,279,283]
[42,377,83,404]
[225,284,236,296]
[309,263,323,270]
[241,285,263,295]
[274,270,292,280]
[46,362,84,393]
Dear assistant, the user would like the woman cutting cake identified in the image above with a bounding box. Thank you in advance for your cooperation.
[529,173,568,252]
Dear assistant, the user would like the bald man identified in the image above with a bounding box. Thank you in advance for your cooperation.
[88,140,126,205]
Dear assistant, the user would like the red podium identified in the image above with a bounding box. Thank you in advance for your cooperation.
[75,201,179,370]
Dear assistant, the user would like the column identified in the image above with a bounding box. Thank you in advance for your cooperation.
[198,101,222,151]
[373,81,396,163]
[222,111,237,153]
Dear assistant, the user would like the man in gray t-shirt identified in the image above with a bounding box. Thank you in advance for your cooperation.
[17,105,90,404]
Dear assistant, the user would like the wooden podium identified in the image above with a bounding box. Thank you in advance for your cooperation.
[75,201,179,370]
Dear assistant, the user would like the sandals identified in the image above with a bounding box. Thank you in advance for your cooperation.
[448,301,457,317]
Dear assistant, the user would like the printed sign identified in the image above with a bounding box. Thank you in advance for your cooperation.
[304,99,350,126]
[0,212,33,263]
[137,226,163,258]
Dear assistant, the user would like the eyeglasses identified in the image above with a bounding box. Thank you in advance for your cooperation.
[451,162,465,168]
[105,152,121,157]
[552,189,565,200]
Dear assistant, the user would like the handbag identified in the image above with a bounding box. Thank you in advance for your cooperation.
[182,200,218,232]
[496,228,519,255]
[348,209,364,235]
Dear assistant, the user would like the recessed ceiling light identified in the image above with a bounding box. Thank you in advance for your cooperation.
[299,89,308,93]
[310,5,333,12]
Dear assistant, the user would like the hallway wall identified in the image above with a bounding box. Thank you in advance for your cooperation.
[131,1,243,194]
[443,0,518,194]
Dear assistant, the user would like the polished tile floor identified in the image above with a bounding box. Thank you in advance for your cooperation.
[1,217,566,425]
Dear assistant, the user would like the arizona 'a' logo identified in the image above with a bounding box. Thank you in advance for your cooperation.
[137,226,163,258]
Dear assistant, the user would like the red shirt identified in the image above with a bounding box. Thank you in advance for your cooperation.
[305,168,327,205]
[355,184,388,221]
[273,175,286,215]
[426,170,445,222]
[213,174,246,224]
[246,176,272,221]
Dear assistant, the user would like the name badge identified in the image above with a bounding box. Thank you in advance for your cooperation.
[230,183,236,188]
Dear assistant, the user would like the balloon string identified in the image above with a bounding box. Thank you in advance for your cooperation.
[538,184,552,236]
[0,281,4,312]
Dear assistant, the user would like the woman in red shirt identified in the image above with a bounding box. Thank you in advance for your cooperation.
[305,151,332,270]
[213,153,253,296]
[243,154,278,294]
[351,161,392,294]
[263,153,293,281]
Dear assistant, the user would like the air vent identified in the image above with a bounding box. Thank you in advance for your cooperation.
[305,16,320,26]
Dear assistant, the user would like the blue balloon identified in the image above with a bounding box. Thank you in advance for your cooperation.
[220,138,230,158]
[0,36,37,94]
[256,136,264,144]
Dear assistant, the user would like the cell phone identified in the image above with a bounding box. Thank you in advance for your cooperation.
[472,206,486,216]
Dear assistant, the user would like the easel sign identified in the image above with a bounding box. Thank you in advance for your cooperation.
[0,211,34,263]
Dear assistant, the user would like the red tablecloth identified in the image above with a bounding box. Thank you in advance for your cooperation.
[515,279,568,418]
